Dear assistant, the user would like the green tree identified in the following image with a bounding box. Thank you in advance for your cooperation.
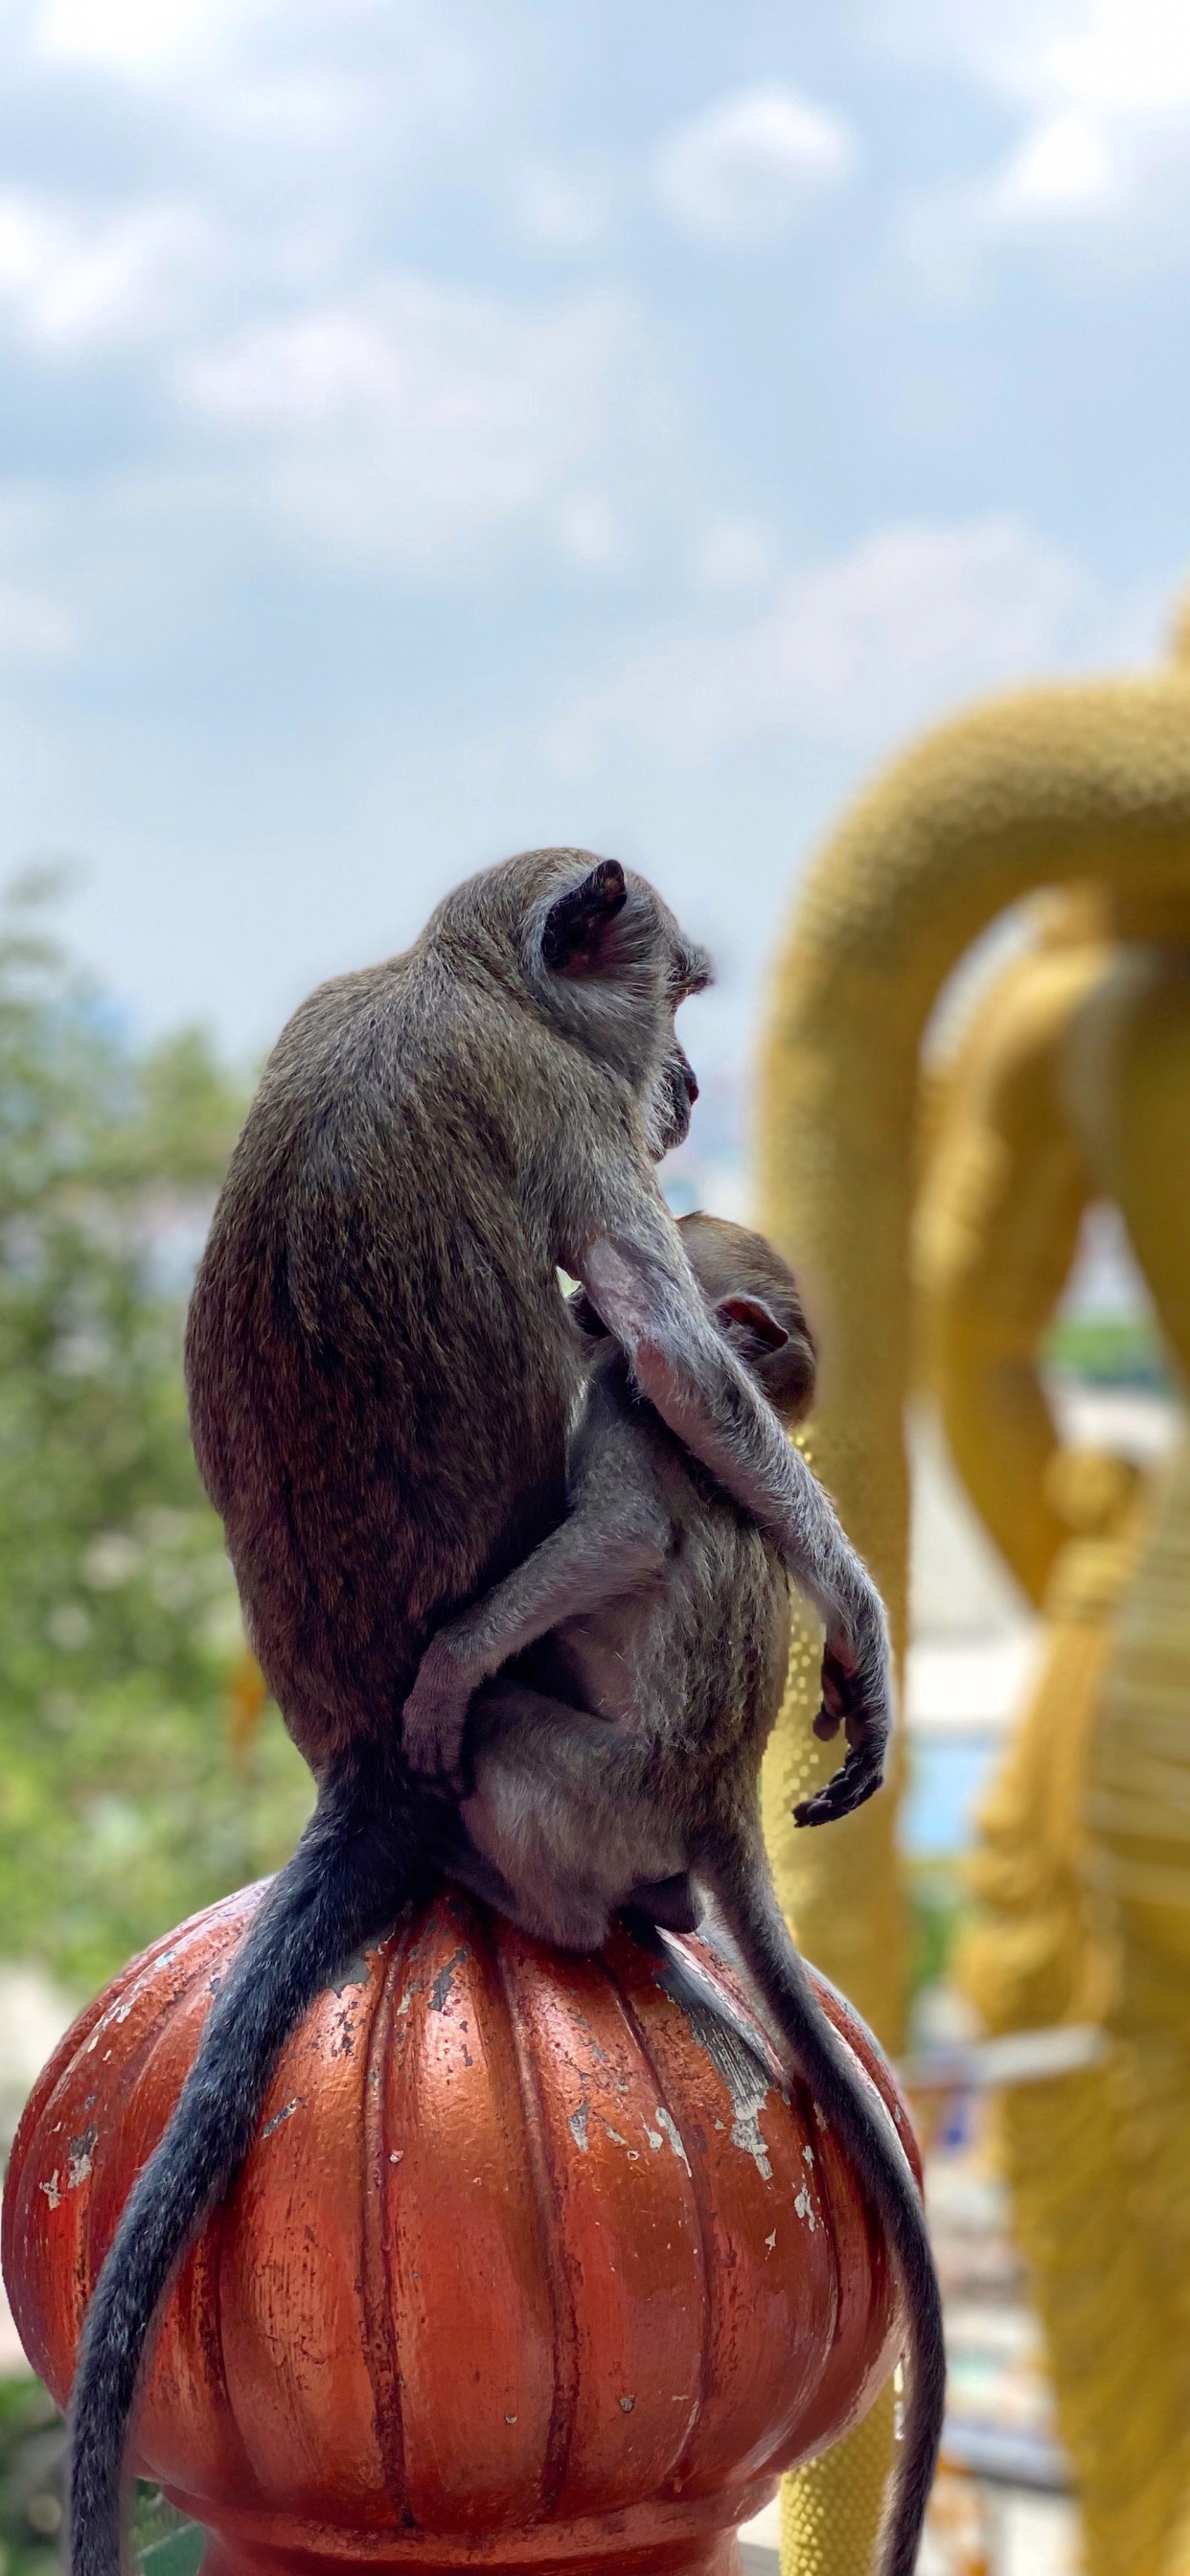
[0,870,310,1997]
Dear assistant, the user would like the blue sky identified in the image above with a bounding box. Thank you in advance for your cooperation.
[0,0,1188,1094]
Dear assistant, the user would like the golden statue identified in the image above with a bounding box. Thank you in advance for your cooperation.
[933,892,1190,2576]
[760,600,1190,2576]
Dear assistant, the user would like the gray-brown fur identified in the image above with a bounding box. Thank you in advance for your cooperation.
[69,853,892,2576]
[184,849,707,1778]
[406,1214,809,1944]
[186,845,888,1806]
[405,1215,942,2576]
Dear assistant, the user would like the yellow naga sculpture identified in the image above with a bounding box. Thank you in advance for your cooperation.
[922,879,1190,2576]
[759,598,1190,2576]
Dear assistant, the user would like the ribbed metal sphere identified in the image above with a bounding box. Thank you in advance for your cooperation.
[3,1883,916,2576]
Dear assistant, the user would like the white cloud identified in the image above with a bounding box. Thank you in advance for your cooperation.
[178,277,659,571]
[0,195,221,351]
[900,0,1190,248]
[995,0,1190,118]
[547,518,1083,771]
[25,0,483,172]
[652,84,855,247]
[886,0,1190,117]
[33,0,276,77]
[0,579,75,659]
[990,110,1118,219]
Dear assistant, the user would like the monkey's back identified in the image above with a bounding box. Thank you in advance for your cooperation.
[186,950,588,1773]
[643,1454,792,1796]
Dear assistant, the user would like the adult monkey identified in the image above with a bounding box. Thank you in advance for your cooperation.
[68,849,891,2576]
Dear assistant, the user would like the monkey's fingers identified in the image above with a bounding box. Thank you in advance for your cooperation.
[401,1694,469,1791]
[793,1740,884,1828]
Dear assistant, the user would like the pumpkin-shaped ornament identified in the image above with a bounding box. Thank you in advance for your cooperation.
[4,1884,920,2576]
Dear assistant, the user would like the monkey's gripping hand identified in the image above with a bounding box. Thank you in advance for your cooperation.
[793,1583,893,1828]
[401,1640,473,1790]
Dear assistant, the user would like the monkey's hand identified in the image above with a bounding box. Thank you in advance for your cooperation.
[401,1641,473,1790]
[793,1597,892,1828]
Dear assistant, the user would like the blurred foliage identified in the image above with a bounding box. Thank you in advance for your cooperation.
[0,2376,62,2576]
[0,866,310,1999]
[1041,1310,1176,1390]
[906,1859,969,2001]
[0,2379,201,2576]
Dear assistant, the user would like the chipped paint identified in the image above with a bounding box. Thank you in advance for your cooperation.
[39,2172,60,2211]
[603,2123,628,2147]
[644,2122,663,2152]
[568,2099,590,2153]
[730,2105,772,2182]
[802,2144,814,2164]
[330,1952,372,1996]
[331,2004,361,2058]
[429,1947,468,2013]
[67,2125,96,2191]
[765,2229,777,2255]
[653,2106,691,2173]
[793,2186,816,2232]
[649,1940,783,2176]
[261,2096,304,2142]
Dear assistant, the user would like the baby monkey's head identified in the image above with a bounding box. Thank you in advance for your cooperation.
[677,1211,816,1428]
[567,1210,816,1428]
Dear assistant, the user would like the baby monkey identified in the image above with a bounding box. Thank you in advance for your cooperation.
[404,1215,943,2576]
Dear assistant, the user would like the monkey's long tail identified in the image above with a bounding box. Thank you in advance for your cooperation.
[68,1760,421,2576]
[701,1828,945,2576]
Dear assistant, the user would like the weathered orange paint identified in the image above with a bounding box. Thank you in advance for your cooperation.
[3,1885,920,2576]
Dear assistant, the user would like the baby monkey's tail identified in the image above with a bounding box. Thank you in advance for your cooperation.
[69,1760,420,2576]
[701,1827,945,2576]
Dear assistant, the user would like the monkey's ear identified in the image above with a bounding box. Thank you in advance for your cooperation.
[716,1294,790,1353]
[541,861,629,978]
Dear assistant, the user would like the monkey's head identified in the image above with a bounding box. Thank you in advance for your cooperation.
[428,848,712,1158]
[677,1212,817,1428]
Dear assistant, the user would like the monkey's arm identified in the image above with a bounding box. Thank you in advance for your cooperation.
[576,1227,891,1824]
[402,1438,671,1782]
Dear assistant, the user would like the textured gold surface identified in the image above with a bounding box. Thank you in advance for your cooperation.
[778,2383,899,2576]
[941,892,1190,2573]
[760,610,1190,2575]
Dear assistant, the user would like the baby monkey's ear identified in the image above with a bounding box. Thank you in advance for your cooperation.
[541,861,628,978]
[715,1294,790,1356]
